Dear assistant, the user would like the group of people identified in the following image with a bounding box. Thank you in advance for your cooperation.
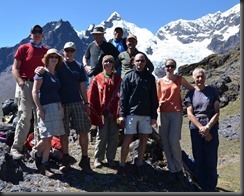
[9,24,220,192]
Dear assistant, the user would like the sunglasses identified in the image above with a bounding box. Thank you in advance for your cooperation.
[104,60,114,63]
[135,59,145,63]
[31,30,43,34]
[49,55,59,59]
[65,49,75,53]
[165,65,176,69]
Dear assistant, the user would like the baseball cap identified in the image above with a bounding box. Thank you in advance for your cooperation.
[30,24,43,33]
[126,34,137,41]
[63,42,76,50]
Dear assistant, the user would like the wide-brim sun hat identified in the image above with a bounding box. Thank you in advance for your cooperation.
[46,48,62,57]
[91,25,106,34]
[42,48,63,64]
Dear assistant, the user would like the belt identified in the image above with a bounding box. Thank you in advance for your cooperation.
[22,78,34,82]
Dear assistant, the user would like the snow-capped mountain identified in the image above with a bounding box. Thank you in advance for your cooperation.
[0,3,240,115]
[76,3,239,68]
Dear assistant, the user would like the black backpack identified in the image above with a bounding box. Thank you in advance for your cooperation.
[2,99,18,116]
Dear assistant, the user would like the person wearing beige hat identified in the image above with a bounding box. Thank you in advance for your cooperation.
[82,25,119,84]
[115,34,154,79]
[10,24,48,161]
[34,42,92,174]
[82,25,120,144]
[32,48,65,175]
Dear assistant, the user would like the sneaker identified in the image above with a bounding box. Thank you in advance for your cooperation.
[136,165,144,181]
[10,149,24,160]
[94,159,102,168]
[78,157,94,174]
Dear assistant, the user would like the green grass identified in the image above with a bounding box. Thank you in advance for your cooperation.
[220,95,240,120]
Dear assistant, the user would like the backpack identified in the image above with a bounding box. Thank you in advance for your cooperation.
[2,99,18,116]
[0,124,15,146]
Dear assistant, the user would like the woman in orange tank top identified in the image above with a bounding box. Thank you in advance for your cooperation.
[156,59,194,181]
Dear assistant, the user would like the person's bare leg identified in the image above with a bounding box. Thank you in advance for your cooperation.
[78,132,93,174]
[79,132,89,156]
[137,133,148,166]
[120,134,133,166]
[60,134,69,155]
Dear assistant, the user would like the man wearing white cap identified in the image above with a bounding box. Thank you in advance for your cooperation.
[58,42,93,174]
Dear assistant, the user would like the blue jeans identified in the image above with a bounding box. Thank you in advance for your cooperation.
[190,126,219,191]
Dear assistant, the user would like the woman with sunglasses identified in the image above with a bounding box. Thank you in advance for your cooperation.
[156,59,194,182]
[32,48,65,175]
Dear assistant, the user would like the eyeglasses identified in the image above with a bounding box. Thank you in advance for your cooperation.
[64,49,75,53]
[49,55,59,59]
[165,65,176,69]
[104,60,114,63]
[31,30,43,34]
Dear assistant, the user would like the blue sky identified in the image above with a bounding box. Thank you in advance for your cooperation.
[0,0,240,47]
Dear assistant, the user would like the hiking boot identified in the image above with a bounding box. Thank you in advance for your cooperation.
[59,154,76,172]
[94,159,102,168]
[62,154,77,166]
[78,157,94,174]
[10,148,24,160]
[107,160,116,168]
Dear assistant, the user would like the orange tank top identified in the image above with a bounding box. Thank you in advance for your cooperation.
[157,75,183,112]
